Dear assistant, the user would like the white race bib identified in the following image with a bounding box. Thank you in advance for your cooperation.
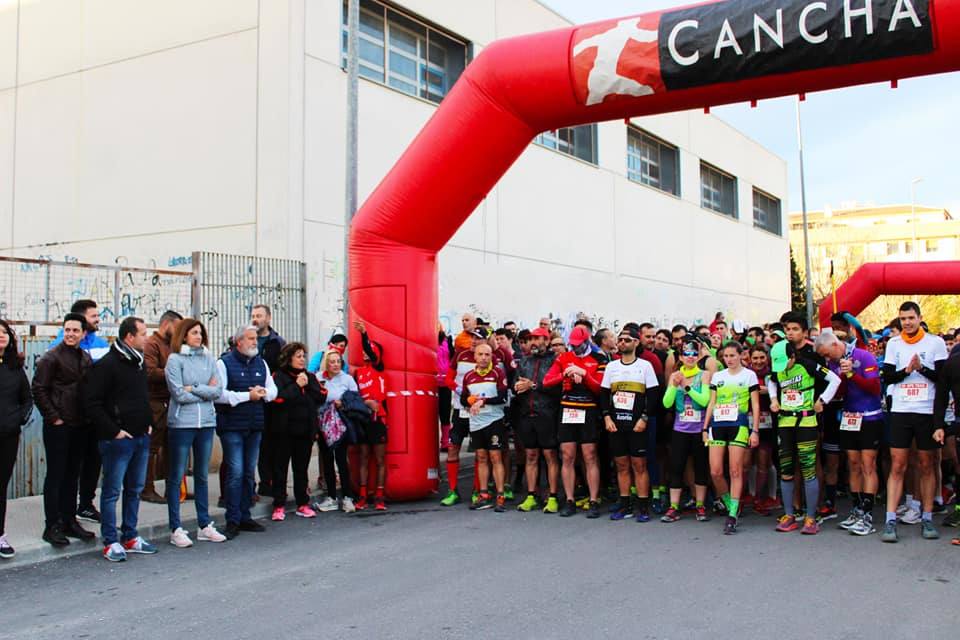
[759,412,773,430]
[458,409,470,419]
[897,383,929,402]
[840,412,863,432]
[782,390,804,409]
[713,403,738,423]
[562,408,586,424]
[680,407,702,422]
[613,391,635,411]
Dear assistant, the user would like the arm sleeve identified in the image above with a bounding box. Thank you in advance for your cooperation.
[849,372,881,396]
[816,366,842,404]
[687,384,711,407]
[882,363,909,386]
[165,358,201,405]
[766,377,779,402]
[599,388,612,416]
[214,360,252,406]
[662,385,678,409]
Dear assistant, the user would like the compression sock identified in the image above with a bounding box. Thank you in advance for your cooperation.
[695,500,704,508]
[375,486,384,498]
[852,492,862,511]
[722,492,732,513]
[780,479,796,516]
[359,485,368,499]
[825,484,837,508]
[922,511,933,523]
[804,478,819,519]
[619,495,630,508]
[447,460,459,492]
[861,493,874,514]
[729,497,741,520]
[473,465,481,492]
[637,496,650,513]
[670,501,680,510]
[652,487,661,500]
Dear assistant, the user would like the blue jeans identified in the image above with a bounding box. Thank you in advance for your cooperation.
[98,434,150,546]
[167,428,215,531]
[220,430,262,525]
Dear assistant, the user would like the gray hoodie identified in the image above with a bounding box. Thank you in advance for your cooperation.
[165,346,222,429]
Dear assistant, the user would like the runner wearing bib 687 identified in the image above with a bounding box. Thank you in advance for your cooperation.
[702,342,760,535]
[880,301,948,543]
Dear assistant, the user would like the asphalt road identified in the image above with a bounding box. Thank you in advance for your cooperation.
[3,501,959,640]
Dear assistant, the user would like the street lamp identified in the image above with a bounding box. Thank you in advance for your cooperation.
[911,177,923,260]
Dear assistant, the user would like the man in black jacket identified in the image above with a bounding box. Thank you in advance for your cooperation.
[84,317,158,562]
[251,304,285,498]
[32,313,93,547]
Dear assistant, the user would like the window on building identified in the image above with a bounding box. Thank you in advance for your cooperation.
[752,188,781,235]
[925,239,939,253]
[341,0,468,104]
[903,241,912,255]
[701,163,737,218]
[534,125,598,164]
[886,242,900,256]
[626,128,679,196]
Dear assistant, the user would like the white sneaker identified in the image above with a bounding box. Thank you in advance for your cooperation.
[899,507,922,525]
[197,523,226,543]
[342,497,356,513]
[312,497,338,512]
[896,503,909,516]
[170,527,194,548]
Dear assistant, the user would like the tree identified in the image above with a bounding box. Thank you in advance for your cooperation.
[790,248,807,313]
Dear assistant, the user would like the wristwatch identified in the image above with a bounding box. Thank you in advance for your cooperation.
[684,385,691,392]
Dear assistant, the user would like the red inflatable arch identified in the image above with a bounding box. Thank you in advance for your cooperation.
[347,0,960,499]
[818,261,960,327]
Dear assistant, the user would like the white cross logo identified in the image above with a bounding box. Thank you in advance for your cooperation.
[573,18,659,106]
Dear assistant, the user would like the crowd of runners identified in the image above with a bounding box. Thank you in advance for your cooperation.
[438,303,960,543]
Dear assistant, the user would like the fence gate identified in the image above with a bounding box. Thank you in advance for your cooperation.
[192,252,307,354]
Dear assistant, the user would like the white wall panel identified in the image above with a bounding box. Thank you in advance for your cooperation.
[14,31,257,246]
[0,1,17,91]
[18,0,258,85]
[0,88,13,247]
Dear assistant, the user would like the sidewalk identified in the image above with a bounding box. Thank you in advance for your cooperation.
[1,453,468,571]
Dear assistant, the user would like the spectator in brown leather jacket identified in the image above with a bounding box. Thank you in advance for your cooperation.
[142,310,182,503]
[32,313,94,547]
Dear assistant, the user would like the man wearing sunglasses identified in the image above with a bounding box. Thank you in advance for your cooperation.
[601,327,659,522]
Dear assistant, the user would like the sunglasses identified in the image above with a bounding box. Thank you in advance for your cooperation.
[617,336,637,343]
[681,350,699,357]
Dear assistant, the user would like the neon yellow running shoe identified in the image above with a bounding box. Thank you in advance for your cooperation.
[575,497,590,510]
[543,497,559,514]
[517,495,539,512]
[471,490,480,506]
[440,490,460,507]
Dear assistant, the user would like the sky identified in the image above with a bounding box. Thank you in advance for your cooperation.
[540,0,960,216]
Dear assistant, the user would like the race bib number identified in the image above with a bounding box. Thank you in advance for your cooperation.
[898,383,929,402]
[562,408,586,424]
[782,390,804,409]
[458,409,470,419]
[713,403,738,423]
[680,407,702,422]
[759,412,773,430]
[613,391,635,411]
[840,412,863,432]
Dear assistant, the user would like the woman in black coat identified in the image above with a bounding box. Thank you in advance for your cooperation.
[0,319,33,559]
[269,342,326,520]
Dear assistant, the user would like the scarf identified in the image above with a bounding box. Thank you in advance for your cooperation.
[114,340,144,370]
[901,328,926,345]
[475,363,494,377]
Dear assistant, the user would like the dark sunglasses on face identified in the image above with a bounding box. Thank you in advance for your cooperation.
[617,336,637,343]
[682,350,699,357]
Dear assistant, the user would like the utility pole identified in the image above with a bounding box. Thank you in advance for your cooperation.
[343,0,360,333]
[796,96,815,327]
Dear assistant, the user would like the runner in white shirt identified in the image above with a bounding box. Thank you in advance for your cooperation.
[880,301,948,543]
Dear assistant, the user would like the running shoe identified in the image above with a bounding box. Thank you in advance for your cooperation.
[470,493,493,511]
[712,499,727,516]
[517,495,539,512]
[354,495,368,511]
[660,507,681,523]
[921,520,940,540]
[817,504,838,522]
[373,497,387,511]
[723,516,737,535]
[440,490,461,507]
[696,506,710,522]
[942,486,956,506]
[635,509,651,523]
[775,514,799,532]
[839,509,863,530]
[271,507,286,521]
[942,509,960,528]
[296,505,317,518]
[801,517,819,535]
[951,536,960,546]
[651,497,665,515]
[77,504,101,524]
[313,496,339,512]
[543,497,559,514]
[895,503,910,517]
[342,497,356,513]
[849,513,876,536]
[899,507,922,525]
[610,504,633,521]
[559,500,577,517]
[0,535,14,559]
[608,500,625,514]
[170,527,193,548]
[932,501,947,515]
[681,497,696,512]
[586,501,601,519]
[494,494,506,513]
[123,537,158,554]
[503,485,514,502]
[575,497,590,510]
[103,542,126,562]
[880,520,899,543]
[471,491,480,506]
[197,523,227,542]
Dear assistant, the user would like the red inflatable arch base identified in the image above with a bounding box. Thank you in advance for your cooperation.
[818,261,960,327]
[347,0,960,499]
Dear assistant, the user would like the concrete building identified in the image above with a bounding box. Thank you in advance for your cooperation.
[0,0,789,349]
[788,203,957,296]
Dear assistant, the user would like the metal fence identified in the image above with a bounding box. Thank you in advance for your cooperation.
[3,252,306,499]
[191,251,307,353]
[0,256,193,327]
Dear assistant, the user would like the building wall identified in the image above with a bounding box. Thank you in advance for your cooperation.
[0,0,789,350]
